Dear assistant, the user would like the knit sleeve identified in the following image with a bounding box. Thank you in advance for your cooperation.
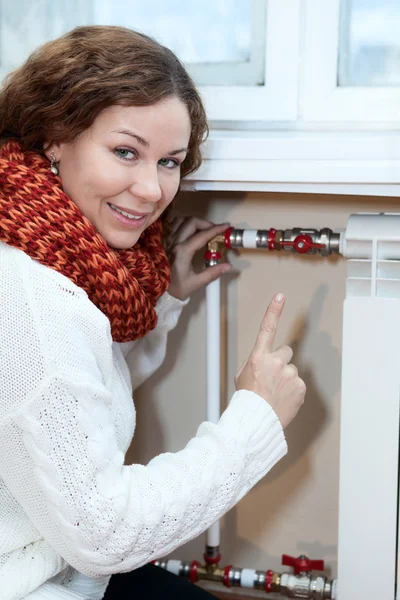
[120,292,188,391]
[0,247,287,578]
[1,383,287,578]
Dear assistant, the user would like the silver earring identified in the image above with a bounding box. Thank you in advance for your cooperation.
[50,152,59,175]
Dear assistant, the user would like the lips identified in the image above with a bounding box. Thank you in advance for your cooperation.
[107,202,153,230]
[108,203,151,217]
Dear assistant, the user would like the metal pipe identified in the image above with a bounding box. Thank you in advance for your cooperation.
[153,554,337,599]
[215,226,343,256]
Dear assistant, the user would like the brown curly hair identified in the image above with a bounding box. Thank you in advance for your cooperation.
[0,25,208,179]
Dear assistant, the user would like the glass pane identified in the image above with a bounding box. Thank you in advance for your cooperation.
[0,0,264,86]
[339,0,400,86]
[0,0,92,78]
[93,0,252,65]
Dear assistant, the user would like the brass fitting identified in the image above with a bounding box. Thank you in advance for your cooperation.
[197,563,225,582]
[205,236,226,267]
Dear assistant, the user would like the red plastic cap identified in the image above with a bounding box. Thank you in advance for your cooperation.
[189,560,200,583]
[224,227,234,249]
[203,553,221,566]
[223,565,233,587]
[204,250,222,261]
[282,554,325,575]
[267,228,277,251]
[265,569,274,593]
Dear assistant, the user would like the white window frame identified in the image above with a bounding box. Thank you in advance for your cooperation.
[201,0,300,122]
[182,130,400,196]
[301,0,400,123]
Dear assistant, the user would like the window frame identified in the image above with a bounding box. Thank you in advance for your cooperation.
[181,129,400,196]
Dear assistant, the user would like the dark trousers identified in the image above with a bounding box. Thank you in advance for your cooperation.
[103,564,217,598]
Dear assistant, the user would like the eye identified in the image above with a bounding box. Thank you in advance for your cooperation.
[115,147,136,161]
[158,157,180,169]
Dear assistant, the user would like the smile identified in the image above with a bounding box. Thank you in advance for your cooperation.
[108,203,149,229]
[109,203,143,220]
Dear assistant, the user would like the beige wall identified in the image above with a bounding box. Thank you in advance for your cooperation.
[126,191,400,582]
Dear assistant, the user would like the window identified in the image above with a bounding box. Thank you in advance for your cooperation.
[339,0,400,87]
[1,0,399,193]
[302,0,400,122]
[0,0,300,122]
[0,1,92,81]
[93,0,266,87]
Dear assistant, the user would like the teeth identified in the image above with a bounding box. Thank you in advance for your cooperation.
[110,204,142,220]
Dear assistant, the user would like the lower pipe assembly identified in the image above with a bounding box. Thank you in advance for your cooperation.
[156,224,340,599]
[153,549,336,598]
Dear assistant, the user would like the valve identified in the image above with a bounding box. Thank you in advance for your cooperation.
[282,554,325,575]
[280,234,326,254]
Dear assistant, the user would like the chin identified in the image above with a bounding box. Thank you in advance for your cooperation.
[106,233,141,250]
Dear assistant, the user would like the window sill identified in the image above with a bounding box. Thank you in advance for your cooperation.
[182,130,400,197]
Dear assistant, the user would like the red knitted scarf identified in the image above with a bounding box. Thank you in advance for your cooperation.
[0,141,170,342]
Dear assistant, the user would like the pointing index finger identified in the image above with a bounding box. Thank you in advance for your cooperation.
[253,293,285,354]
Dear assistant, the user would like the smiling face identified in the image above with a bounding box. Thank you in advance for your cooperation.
[45,97,191,249]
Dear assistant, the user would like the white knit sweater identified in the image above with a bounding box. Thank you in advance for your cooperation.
[0,241,287,600]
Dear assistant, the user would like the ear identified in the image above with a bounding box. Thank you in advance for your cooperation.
[43,141,61,162]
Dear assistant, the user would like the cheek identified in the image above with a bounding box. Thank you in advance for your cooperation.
[86,167,128,200]
[67,147,126,197]
[162,172,180,203]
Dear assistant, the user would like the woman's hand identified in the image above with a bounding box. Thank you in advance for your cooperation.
[167,217,232,301]
[235,293,305,429]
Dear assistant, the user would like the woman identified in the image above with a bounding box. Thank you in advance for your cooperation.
[0,26,305,600]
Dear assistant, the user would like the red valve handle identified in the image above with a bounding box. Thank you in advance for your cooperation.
[282,554,325,575]
[280,234,326,254]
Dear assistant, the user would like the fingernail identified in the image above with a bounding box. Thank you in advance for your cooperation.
[275,293,284,303]
[222,264,232,273]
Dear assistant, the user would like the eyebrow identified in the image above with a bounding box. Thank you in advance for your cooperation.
[114,129,188,156]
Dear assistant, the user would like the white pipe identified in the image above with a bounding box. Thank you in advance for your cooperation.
[242,229,259,249]
[240,568,257,588]
[206,278,221,548]
[166,559,182,576]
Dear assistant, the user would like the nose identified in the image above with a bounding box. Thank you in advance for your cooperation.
[129,162,162,204]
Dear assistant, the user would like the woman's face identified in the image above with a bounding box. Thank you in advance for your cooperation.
[46,97,191,249]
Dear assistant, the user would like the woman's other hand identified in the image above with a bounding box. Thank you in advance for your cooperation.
[235,294,305,429]
[167,217,232,300]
